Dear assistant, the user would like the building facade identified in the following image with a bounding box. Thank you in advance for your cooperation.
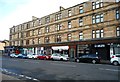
[0,40,9,54]
[9,0,120,60]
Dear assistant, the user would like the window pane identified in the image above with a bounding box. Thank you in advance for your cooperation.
[68,21,71,28]
[96,30,100,33]
[117,31,120,36]
[96,33,100,38]
[96,4,99,9]
[93,31,95,33]
[101,29,103,32]
[116,0,120,2]
[79,6,83,13]
[96,15,100,18]
[116,14,119,19]
[117,27,120,30]
[100,3,103,7]
[93,34,95,38]
[96,1,99,4]
[96,19,100,23]
[93,5,95,9]
[68,10,71,16]
[92,19,95,24]
[79,18,83,26]
[101,33,104,37]
[101,18,103,22]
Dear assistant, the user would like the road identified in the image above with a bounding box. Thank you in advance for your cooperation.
[1,55,120,81]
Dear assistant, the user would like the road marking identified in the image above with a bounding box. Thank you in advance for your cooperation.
[99,68,120,72]
[24,61,36,63]
[1,68,39,81]
[19,74,25,77]
[51,63,76,67]
[25,76,32,79]
[33,78,39,81]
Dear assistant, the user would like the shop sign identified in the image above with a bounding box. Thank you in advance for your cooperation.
[94,44,105,48]
[52,46,69,50]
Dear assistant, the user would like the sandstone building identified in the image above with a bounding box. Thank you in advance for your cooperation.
[9,0,120,60]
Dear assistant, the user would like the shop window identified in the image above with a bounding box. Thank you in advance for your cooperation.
[68,10,72,17]
[77,45,90,57]
[92,14,103,24]
[67,34,72,41]
[92,0,103,10]
[92,29,104,39]
[117,27,120,36]
[79,6,84,14]
[68,21,72,28]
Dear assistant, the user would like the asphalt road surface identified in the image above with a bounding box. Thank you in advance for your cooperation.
[1,55,120,81]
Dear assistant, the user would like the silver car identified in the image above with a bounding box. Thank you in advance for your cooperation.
[51,53,69,61]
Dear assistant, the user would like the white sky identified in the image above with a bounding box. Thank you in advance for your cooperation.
[0,0,88,41]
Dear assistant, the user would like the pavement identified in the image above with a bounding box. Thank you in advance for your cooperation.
[2,73,19,80]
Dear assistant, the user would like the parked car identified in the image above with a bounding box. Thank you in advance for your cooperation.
[51,53,69,61]
[27,54,38,59]
[110,54,120,66]
[17,54,28,59]
[75,54,101,64]
[37,54,46,60]
[45,55,51,60]
[10,53,19,58]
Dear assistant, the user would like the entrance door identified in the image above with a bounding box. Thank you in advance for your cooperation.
[69,48,75,58]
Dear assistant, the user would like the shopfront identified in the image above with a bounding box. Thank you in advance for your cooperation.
[91,44,110,60]
[44,46,52,55]
[52,46,69,55]
[110,43,120,57]
[77,44,90,57]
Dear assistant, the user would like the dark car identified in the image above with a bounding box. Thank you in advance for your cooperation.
[75,54,101,64]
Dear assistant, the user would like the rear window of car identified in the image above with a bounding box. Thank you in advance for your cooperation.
[89,54,98,57]
[80,54,98,58]
[116,55,120,57]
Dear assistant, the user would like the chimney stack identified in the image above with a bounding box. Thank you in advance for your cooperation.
[60,6,65,11]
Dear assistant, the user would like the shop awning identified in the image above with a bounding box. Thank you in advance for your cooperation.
[52,46,69,50]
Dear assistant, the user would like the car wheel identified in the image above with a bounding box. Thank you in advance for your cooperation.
[113,61,118,66]
[76,59,79,63]
[51,58,54,61]
[92,60,96,64]
[60,58,63,61]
